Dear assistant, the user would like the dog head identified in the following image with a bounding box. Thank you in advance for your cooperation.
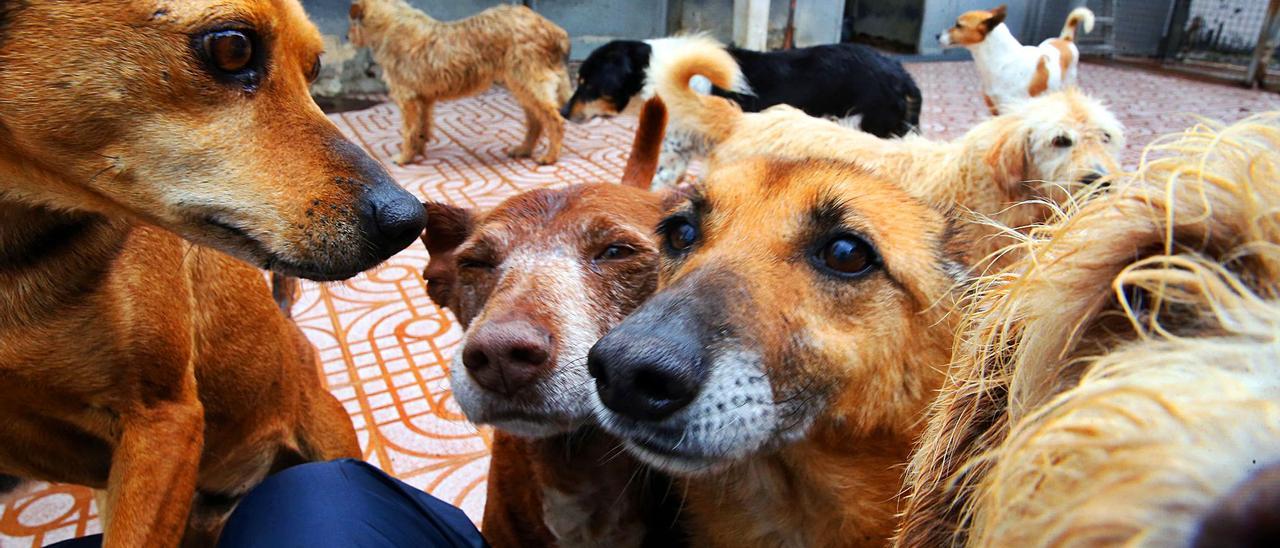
[422,184,665,438]
[0,1,424,280]
[983,90,1124,203]
[939,5,1007,47]
[587,157,962,474]
[561,40,652,122]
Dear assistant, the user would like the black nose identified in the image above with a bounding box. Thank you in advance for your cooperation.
[364,182,427,255]
[559,100,574,120]
[588,329,707,422]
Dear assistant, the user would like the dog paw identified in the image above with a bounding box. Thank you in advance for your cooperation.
[533,154,557,166]
[507,146,533,159]
[394,155,418,166]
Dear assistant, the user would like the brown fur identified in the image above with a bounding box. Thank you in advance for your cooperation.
[1028,55,1050,97]
[944,5,1007,46]
[350,0,572,165]
[0,1,433,545]
[898,115,1280,547]
[418,119,682,546]
[601,157,963,546]
[1047,38,1075,73]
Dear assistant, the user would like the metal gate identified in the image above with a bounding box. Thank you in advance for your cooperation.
[1161,0,1280,88]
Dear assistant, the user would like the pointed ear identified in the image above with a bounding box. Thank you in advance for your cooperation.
[349,2,364,21]
[421,201,475,309]
[984,5,1008,29]
[621,97,667,189]
[985,118,1029,193]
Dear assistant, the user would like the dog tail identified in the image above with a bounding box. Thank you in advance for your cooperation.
[649,34,749,146]
[1059,7,1095,41]
[621,97,667,189]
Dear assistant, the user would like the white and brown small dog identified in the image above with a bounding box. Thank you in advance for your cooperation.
[940,5,1095,115]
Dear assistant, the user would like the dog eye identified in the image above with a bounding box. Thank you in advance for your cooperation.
[815,235,878,277]
[595,244,636,262]
[459,259,495,270]
[204,30,253,73]
[1101,132,1112,143]
[308,55,322,82]
[1052,135,1074,148]
[661,219,699,252]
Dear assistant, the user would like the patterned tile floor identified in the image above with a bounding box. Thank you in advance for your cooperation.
[3,60,1279,547]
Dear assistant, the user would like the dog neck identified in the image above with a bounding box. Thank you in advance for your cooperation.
[523,427,657,546]
[686,422,912,546]
[969,24,1022,63]
[0,199,129,326]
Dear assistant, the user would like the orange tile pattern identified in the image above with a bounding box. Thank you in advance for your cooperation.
[3,61,1279,547]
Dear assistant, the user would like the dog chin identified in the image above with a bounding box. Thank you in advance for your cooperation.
[486,415,580,439]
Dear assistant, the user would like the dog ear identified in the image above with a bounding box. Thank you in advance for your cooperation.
[421,201,475,309]
[984,5,1008,30]
[621,97,667,189]
[349,2,364,21]
[985,118,1029,193]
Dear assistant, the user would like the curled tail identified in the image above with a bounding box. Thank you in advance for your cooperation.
[649,35,749,146]
[1059,7,1095,41]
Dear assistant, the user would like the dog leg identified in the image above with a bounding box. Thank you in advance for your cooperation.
[395,96,428,166]
[103,381,204,548]
[650,133,692,190]
[532,102,564,165]
[507,105,542,160]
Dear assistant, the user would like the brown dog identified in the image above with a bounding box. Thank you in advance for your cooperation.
[0,1,425,545]
[586,155,965,546]
[349,0,572,165]
[420,100,684,547]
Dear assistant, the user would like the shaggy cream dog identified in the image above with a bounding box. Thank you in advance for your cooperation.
[349,0,571,165]
[898,113,1280,547]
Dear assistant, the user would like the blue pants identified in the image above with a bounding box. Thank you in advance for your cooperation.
[51,459,487,548]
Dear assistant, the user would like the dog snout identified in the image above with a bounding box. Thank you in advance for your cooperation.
[589,324,708,422]
[1080,163,1111,187]
[559,100,574,120]
[461,318,554,396]
[362,182,428,255]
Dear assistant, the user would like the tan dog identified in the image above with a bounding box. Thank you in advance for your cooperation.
[648,36,1123,266]
[0,1,427,545]
[585,155,965,546]
[899,115,1280,547]
[349,0,572,165]
[420,100,685,547]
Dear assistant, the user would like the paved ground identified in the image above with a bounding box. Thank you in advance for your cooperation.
[3,60,1278,547]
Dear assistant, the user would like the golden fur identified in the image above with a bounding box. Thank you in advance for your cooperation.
[647,37,1123,267]
[898,114,1280,546]
[595,157,962,546]
[0,1,431,544]
[349,0,571,165]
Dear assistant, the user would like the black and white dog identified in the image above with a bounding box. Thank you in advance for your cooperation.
[561,37,922,188]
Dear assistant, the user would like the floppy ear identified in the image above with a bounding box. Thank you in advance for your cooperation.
[620,97,667,189]
[984,5,1008,29]
[349,2,364,21]
[421,201,475,309]
[985,118,1029,192]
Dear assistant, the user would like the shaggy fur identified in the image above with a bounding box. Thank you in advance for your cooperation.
[939,5,1096,114]
[897,114,1280,547]
[349,0,571,165]
[647,38,1123,267]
